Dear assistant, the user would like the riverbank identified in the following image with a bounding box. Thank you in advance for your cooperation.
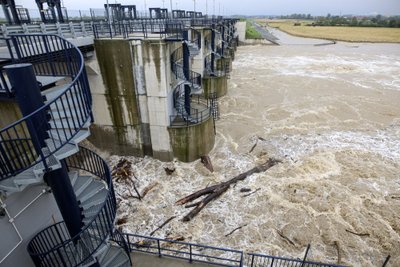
[264,20,400,43]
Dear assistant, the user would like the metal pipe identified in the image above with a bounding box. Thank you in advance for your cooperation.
[0,188,49,264]
[13,188,49,219]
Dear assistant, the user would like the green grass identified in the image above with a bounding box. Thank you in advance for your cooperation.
[245,21,263,39]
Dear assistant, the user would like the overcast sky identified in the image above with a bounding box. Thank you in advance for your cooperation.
[14,0,400,16]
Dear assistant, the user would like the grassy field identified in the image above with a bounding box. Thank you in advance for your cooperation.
[261,19,400,43]
[245,21,263,39]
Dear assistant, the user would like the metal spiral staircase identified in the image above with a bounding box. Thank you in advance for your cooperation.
[170,28,204,123]
[0,34,131,267]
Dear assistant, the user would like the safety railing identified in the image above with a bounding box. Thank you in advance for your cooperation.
[0,34,92,181]
[204,54,227,77]
[171,62,202,88]
[170,94,211,127]
[170,46,202,89]
[191,28,202,49]
[124,233,243,267]
[0,22,93,40]
[92,20,184,40]
[6,34,82,77]
[246,252,347,267]
[190,18,221,27]
[216,45,225,58]
[27,147,117,267]
[121,234,349,267]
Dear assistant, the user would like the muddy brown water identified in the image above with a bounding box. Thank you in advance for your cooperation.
[112,41,400,267]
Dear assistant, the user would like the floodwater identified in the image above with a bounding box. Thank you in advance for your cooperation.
[112,40,400,266]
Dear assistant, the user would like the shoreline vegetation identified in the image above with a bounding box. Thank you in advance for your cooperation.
[245,20,263,39]
[252,19,400,43]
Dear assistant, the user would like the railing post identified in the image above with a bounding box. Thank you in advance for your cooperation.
[189,244,193,263]
[250,254,255,267]
[301,244,311,266]
[382,255,391,267]
[157,240,162,258]
[42,35,57,75]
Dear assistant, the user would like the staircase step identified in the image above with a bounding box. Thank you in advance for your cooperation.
[42,83,74,102]
[97,244,111,264]
[49,116,86,130]
[105,248,130,267]
[80,188,108,210]
[76,179,104,203]
[0,178,22,193]
[73,176,92,197]
[100,246,122,267]
[82,202,104,220]
[50,109,81,120]
[82,209,111,225]
[45,139,79,160]
[93,242,110,261]
[48,128,90,145]
[32,152,61,176]
[13,168,39,185]
[68,171,79,187]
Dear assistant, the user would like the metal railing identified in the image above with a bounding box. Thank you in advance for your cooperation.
[190,18,222,27]
[27,147,118,267]
[124,233,244,267]
[191,28,202,49]
[170,94,212,126]
[204,54,228,77]
[170,46,202,89]
[92,20,185,40]
[0,22,92,40]
[0,34,92,181]
[120,234,349,267]
[246,252,346,267]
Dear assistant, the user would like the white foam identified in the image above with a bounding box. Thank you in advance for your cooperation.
[267,129,400,162]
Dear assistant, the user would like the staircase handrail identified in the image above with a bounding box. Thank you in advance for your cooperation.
[190,28,202,49]
[111,229,132,266]
[170,46,202,88]
[27,147,117,267]
[204,53,227,77]
[0,34,92,181]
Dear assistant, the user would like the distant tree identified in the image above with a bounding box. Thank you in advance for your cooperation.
[350,17,358,26]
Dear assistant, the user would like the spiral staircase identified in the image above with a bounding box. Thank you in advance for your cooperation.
[0,34,131,267]
[170,28,204,123]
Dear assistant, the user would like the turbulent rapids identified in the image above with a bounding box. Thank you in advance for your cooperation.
[111,41,400,266]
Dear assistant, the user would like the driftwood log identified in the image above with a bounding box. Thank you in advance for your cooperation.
[150,216,176,236]
[201,156,214,172]
[176,158,281,222]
